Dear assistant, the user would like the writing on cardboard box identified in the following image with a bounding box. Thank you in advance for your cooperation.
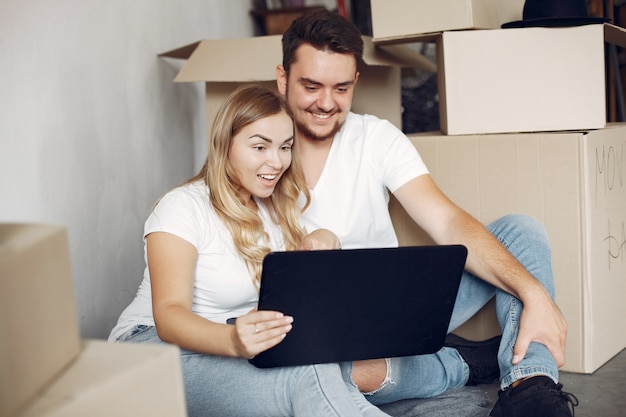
[604,219,625,270]
[593,140,626,271]
[595,141,624,200]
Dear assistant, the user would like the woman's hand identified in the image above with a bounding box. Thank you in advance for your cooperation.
[231,310,294,359]
[300,228,341,250]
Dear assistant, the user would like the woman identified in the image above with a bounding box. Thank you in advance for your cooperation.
[109,85,390,417]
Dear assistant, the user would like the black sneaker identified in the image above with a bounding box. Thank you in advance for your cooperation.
[444,333,501,386]
[490,376,579,417]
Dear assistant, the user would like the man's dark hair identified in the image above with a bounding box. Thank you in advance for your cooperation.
[281,8,364,73]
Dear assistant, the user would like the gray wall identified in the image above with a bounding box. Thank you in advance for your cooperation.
[0,0,258,339]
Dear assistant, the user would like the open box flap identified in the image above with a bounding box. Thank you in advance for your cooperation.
[159,34,436,83]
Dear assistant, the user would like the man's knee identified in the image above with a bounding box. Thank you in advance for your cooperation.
[352,358,389,393]
[491,214,549,244]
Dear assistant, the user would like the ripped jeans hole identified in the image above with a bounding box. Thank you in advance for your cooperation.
[362,358,396,396]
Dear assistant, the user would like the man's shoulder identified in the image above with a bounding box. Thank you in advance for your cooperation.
[346,111,386,125]
[341,112,403,140]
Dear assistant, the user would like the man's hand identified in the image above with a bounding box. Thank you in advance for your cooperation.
[513,287,567,367]
[300,228,341,250]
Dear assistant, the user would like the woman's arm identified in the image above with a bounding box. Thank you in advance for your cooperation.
[147,231,293,359]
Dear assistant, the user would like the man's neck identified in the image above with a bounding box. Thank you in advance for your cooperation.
[297,134,333,189]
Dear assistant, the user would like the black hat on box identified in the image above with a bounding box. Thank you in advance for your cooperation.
[501,0,610,28]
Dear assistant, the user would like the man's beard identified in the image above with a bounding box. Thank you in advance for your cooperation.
[295,117,343,142]
[285,83,344,142]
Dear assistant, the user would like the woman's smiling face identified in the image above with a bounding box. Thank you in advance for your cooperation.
[228,111,294,205]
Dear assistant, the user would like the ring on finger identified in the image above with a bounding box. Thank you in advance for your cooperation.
[254,324,260,333]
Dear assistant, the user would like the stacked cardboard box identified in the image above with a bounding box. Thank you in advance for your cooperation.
[371,0,626,373]
[0,224,187,417]
[372,1,626,135]
[389,127,626,374]
[371,0,525,41]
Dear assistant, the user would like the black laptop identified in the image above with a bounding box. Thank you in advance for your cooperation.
[249,245,467,368]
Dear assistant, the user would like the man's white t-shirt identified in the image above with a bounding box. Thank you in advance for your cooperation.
[108,180,286,342]
[300,112,428,249]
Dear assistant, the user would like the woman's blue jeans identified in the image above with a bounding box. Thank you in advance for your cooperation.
[353,214,560,406]
[118,325,391,417]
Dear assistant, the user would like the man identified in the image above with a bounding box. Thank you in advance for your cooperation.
[275,8,578,417]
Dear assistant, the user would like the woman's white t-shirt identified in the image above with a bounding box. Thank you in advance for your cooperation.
[108,180,286,342]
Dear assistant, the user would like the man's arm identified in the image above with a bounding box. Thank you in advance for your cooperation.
[393,174,567,367]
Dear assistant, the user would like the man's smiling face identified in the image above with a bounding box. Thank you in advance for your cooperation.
[278,43,359,143]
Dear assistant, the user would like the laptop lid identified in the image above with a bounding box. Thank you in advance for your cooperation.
[249,245,467,368]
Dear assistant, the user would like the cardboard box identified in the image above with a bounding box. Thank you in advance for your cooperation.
[437,24,623,135]
[17,340,187,417]
[395,24,626,136]
[159,35,436,132]
[371,0,524,43]
[1,224,188,416]
[0,224,81,417]
[390,125,626,373]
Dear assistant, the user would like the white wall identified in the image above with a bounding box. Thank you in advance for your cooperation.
[0,0,256,339]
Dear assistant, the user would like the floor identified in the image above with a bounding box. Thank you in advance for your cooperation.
[480,348,626,416]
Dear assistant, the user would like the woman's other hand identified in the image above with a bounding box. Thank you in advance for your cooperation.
[299,228,341,250]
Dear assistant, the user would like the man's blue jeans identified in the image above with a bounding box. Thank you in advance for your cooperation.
[352,214,560,405]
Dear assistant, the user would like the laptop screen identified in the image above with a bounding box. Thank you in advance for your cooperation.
[249,245,467,368]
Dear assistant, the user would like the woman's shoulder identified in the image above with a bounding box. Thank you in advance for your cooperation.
[149,181,213,225]
[157,180,209,208]
[146,180,216,246]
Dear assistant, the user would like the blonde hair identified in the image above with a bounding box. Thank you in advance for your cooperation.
[187,84,310,286]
